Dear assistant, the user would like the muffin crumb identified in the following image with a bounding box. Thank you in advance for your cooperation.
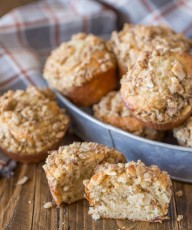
[177,215,183,222]
[44,202,53,209]
[17,176,29,185]
[176,190,183,197]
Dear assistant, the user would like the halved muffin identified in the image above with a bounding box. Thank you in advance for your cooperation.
[110,23,192,76]
[0,87,69,163]
[84,161,172,222]
[93,91,163,140]
[43,33,118,106]
[43,142,126,205]
[121,50,192,130]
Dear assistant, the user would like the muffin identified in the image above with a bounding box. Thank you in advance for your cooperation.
[110,23,192,76]
[43,33,118,106]
[173,116,192,147]
[84,160,172,222]
[93,91,163,140]
[43,142,126,205]
[121,50,192,130]
[0,87,69,163]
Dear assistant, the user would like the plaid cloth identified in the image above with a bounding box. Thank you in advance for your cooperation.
[101,0,192,36]
[0,0,192,175]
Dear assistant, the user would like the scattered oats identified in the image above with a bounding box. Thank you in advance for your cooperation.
[17,176,29,185]
[176,190,183,198]
[44,202,53,209]
[177,215,183,222]
[28,200,32,204]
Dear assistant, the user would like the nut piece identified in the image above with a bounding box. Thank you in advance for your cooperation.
[17,176,29,185]
[44,202,53,209]
[177,215,183,222]
[176,190,183,198]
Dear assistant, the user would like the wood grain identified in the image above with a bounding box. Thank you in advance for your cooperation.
[1,133,192,230]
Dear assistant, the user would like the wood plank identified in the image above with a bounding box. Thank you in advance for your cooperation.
[0,163,36,230]
[173,182,192,230]
[0,0,38,16]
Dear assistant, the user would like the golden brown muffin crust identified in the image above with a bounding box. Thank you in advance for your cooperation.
[0,87,69,162]
[43,142,126,205]
[44,33,116,93]
[121,50,192,130]
[93,91,163,140]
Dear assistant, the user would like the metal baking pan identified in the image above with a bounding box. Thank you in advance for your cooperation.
[56,91,192,183]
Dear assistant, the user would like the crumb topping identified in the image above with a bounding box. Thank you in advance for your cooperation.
[93,91,163,140]
[0,87,69,155]
[110,23,192,71]
[121,50,192,126]
[44,33,116,92]
[43,142,125,181]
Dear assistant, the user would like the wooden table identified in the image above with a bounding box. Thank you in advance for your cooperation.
[0,1,192,230]
[0,133,192,230]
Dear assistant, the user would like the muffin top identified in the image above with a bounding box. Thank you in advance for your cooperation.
[44,33,116,92]
[43,142,126,181]
[85,160,172,194]
[0,87,69,155]
[93,91,131,118]
[121,50,192,129]
[173,116,192,147]
[110,23,192,71]
[93,91,163,140]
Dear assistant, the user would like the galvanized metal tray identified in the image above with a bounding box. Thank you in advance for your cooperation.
[56,91,192,183]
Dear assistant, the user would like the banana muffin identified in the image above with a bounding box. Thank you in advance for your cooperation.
[93,91,163,140]
[0,87,69,163]
[84,160,172,222]
[173,116,192,147]
[121,50,192,130]
[43,142,126,205]
[43,33,117,106]
[110,23,192,76]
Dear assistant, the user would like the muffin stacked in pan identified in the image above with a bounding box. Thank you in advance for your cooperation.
[44,33,117,106]
[43,25,192,144]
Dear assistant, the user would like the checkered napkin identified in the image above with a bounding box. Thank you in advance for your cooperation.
[101,0,192,36]
[0,0,192,177]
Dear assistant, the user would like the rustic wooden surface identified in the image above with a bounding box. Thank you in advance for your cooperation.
[0,1,192,230]
[0,133,192,230]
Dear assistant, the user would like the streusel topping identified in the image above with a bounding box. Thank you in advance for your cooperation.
[110,23,192,70]
[0,87,69,155]
[44,142,125,181]
[121,50,192,125]
[44,33,116,92]
[93,91,163,140]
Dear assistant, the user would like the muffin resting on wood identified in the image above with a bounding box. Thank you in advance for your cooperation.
[84,161,172,222]
[121,50,192,130]
[0,87,69,163]
[43,142,126,205]
[93,91,163,140]
[43,33,118,106]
